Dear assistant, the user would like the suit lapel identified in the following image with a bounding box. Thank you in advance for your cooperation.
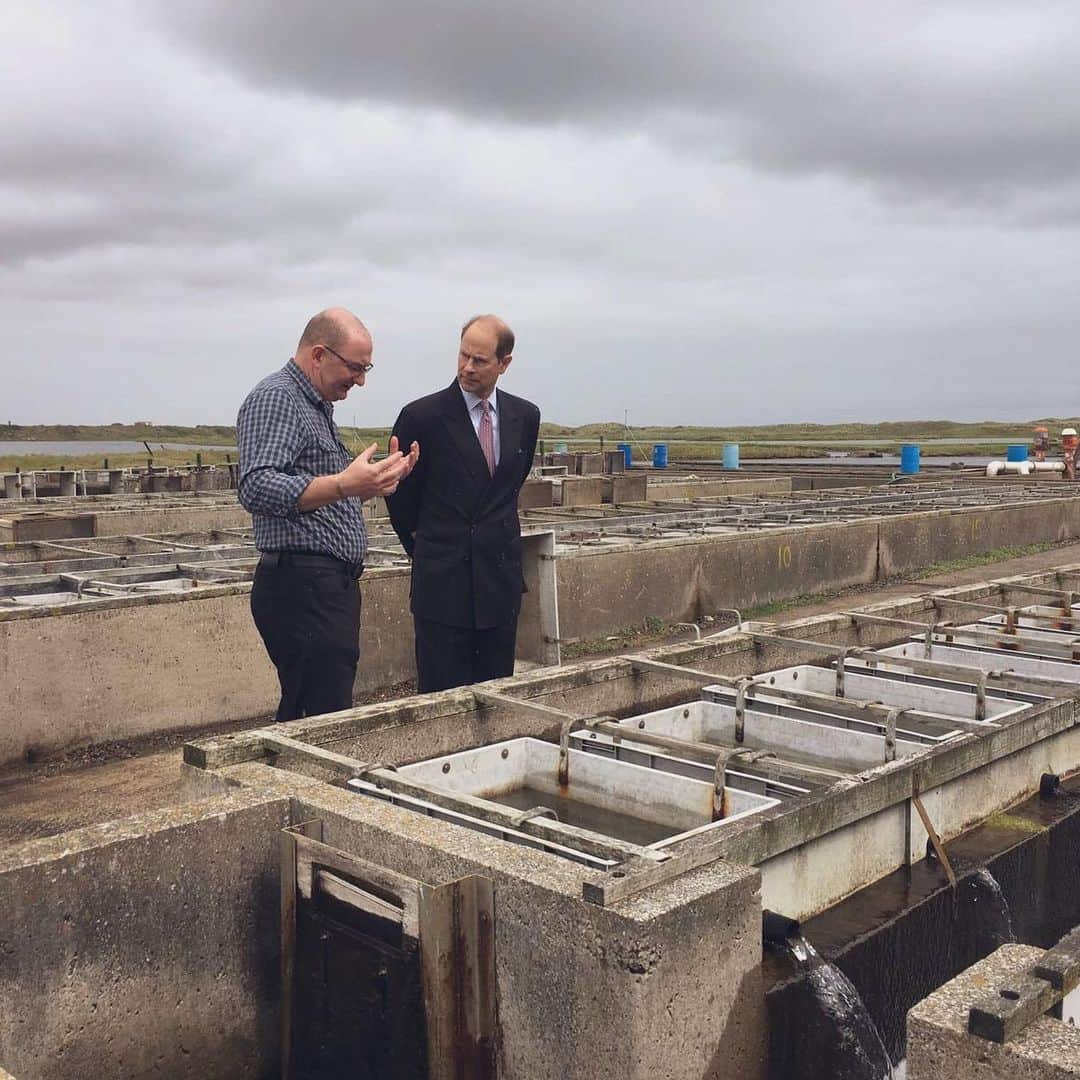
[439,382,489,481]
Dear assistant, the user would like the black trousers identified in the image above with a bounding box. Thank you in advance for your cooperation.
[251,561,361,722]
[414,616,518,694]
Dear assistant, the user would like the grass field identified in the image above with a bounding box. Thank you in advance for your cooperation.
[2,417,1075,470]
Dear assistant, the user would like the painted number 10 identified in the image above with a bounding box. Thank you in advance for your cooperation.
[778,545,792,570]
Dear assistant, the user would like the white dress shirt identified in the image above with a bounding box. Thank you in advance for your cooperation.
[460,387,500,467]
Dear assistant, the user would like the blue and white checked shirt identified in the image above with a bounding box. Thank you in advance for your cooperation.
[237,360,367,565]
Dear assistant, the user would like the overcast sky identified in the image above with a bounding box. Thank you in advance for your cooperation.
[3,1,1079,427]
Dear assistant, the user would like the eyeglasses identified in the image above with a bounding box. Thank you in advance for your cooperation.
[321,343,374,375]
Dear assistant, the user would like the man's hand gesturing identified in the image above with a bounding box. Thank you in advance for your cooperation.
[336,437,420,500]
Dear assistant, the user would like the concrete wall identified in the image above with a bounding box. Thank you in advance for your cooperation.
[878,500,1080,576]
[908,944,1080,1079]
[0,503,251,542]
[219,763,768,1080]
[6,496,1080,765]
[0,569,415,765]
[0,790,289,1080]
[555,520,880,639]
[646,476,791,500]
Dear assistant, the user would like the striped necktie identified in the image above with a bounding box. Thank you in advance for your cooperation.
[478,398,495,476]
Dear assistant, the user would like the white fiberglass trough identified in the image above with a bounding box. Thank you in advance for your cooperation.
[878,640,1080,683]
[586,697,947,774]
[749,663,1030,722]
[393,737,778,848]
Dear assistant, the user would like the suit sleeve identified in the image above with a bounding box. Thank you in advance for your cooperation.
[385,405,425,557]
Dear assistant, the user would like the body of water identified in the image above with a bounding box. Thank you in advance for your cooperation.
[0,441,235,454]
[699,456,998,467]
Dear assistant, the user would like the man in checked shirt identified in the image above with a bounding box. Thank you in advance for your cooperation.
[237,307,419,721]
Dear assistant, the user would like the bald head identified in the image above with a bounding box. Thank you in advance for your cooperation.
[461,314,514,360]
[294,306,373,403]
[297,307,370,355]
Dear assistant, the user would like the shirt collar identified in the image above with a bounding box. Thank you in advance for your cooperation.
[461,386,497,415]
[285,358,330,410]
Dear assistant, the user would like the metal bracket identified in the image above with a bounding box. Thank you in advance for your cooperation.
[883,708,905,763]
[734,677,757,743]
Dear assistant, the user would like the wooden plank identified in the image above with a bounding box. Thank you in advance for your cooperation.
[419,881,458,1080]
[262,732,372,778]
[456,876,498,1079]
[845,610,1080,661]
[281,819,322,1080]
[757,631,1079,696]
[314,869,405,924]
[471,688,577,722]
[631,653,989,736]
[585,720,838,788]
[292,831,421,938]
[912,795,957,888]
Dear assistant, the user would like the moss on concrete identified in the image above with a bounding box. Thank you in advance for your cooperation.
[911,541,1058,579]
[983,812,1046,836]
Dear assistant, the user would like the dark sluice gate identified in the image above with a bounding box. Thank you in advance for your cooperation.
[293,887,429,1079]
[766,777,1080,1078]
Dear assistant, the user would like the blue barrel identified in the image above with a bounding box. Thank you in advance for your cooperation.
[616,442,632,468]
[722,443,740,470]
[899,444,920,474]
[652,443,668,469]
[1006,444,1028,462]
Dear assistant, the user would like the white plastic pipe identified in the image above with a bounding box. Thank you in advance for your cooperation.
[1032,460,1066,472]
[985,460,1033,477]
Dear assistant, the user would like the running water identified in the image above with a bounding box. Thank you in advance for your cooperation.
[787,934,895,1080]
[968,867,1016,949]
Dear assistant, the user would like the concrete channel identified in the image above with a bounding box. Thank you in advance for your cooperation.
[3,560,1080,1077]
[2,480,1080,766]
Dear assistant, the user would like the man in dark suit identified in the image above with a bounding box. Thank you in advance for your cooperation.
[386,314,541,692]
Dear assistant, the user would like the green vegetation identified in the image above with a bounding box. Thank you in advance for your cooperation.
[983,812,1045,836]
[910,541,1058,579]
[562,615,681,659]
[744,592,838,619]
[0,449,238,472]
[2,422,237,443]
[536,418,1080,442]
[3,416,1075,470]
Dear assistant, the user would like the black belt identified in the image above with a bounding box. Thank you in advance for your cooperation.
[258,551,364,578]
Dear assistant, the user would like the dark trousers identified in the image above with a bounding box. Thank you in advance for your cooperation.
[414,616,518,694]
[251,562,361,722]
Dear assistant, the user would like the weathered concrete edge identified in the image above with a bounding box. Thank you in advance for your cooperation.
[0,787,287,875]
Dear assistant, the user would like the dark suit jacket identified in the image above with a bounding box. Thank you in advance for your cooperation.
[386,381,541,629]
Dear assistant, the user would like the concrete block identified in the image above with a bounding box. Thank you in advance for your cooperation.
[574,452,605,475]
[908,944,1080,1079]
[646,477,792,500]
[604,450,626,474]
[518,478,555,509]
[0,792,290,1080]
[602,473,648,503]
[560,477,606,506]
[222,765,766,1080]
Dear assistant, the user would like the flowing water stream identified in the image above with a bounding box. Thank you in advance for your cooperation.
[968,866,1017,949]
[786,934,894,1080]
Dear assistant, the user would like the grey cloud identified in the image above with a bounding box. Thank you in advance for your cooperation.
[150,1,1080,199]
[2,0,1079,427]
